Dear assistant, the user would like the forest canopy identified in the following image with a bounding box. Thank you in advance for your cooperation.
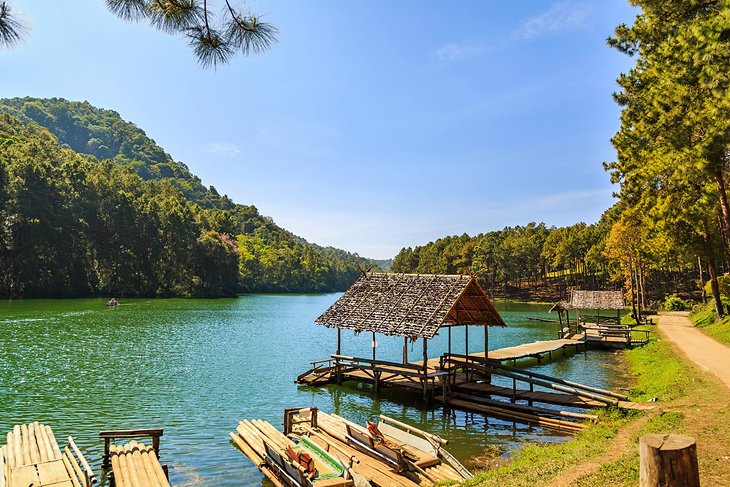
[0,97,384,297]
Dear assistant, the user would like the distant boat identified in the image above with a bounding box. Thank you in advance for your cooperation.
[106,298,119,307]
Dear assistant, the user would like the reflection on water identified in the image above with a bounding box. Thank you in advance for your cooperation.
[0,296,629,485]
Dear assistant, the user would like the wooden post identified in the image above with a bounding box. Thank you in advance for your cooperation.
[465,326,470,381]
[640,434,699,487]
[448,326,452,356]
[337,327,341,355]
[484,323,490,383]
[403,336,408,365]
[372,331,377,391]
[422,338,429,401]
[372,332,376,362]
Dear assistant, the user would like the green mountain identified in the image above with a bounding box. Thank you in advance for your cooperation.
[0,97,382,297]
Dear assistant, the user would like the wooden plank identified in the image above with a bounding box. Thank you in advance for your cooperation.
[140,442,169,487]
[0,446,5,487]
[27,423,41,464]
[37,458,72,484]
[61,454,83,487]
[110,445,125,487]
[67,436,93,486]
[6,432,16,470]
[45,426,63,460]
[10,464,41,487]
[36,423,53,463]
[99,429,164,439]
[127,441,152,487]
[65,446,85,487]
[20,424,31,467]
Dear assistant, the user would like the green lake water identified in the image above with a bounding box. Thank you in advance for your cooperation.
[0,296,629,486]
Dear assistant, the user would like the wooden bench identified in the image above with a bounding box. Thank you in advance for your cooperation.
[1,422,95,487]
[99,429,169,487]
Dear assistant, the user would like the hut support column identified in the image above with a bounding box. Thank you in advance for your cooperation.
[403,336,408,364]
[465,326,470,381]
[422,338,428,401]
[336,327,342,384]
[372,332,378,392]
[484,324,490,383]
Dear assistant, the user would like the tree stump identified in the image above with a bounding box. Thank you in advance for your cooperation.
[640,434,700,487]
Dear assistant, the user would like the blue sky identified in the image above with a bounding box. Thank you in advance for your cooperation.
[4,1,638,259]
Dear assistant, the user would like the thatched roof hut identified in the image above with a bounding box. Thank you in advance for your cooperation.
[315,272,505,339]
[568,290,624,310]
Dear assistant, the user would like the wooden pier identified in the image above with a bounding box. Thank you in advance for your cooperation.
[300,274,653,435]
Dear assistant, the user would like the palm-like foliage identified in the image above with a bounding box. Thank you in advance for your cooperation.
[0,1,27,48]
[106,0,278,68]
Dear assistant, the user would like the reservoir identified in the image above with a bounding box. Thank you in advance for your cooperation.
[0,296,628,485]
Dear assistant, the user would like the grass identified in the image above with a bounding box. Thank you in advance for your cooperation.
[461,327,724,487]
[691,302,730,346]
[457,408,635,487]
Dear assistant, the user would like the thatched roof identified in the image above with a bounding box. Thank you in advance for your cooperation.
[568,290,624,310]
[315,273,506,339]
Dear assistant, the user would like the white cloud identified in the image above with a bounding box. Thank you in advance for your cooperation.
[435,42,486,62]
[206,142,241,156]
[516,1,591,40]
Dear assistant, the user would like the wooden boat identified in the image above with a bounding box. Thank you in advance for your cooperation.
[229,407,471,487]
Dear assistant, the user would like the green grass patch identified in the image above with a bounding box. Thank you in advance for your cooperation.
[623,334,692,402]
[571,411,686,487]
[464,328,696,487]
[461,408,635,487]
[691,302,730,346]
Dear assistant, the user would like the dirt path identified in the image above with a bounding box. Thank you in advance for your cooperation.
[658,311,730,390]
[548,413,654,487]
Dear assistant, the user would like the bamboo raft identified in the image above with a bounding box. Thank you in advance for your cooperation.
[1,422,95,487]
[100,429,169,487]
[229,407,472,487]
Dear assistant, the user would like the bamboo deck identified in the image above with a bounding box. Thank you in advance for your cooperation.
[1,422,94,487]
[108,441,169,487]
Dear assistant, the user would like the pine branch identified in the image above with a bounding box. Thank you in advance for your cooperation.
[0,1,28,48]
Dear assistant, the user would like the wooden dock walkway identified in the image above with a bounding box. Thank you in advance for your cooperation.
[296,337,654,433]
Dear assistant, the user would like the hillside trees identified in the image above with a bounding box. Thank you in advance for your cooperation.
[607,0,730,315]
[0,103,380,297]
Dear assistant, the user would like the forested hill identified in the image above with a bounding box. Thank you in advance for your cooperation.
[0,97,383,297]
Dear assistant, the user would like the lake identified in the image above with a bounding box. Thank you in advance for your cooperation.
[0,296,629,486]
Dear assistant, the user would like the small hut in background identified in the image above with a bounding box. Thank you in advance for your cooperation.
[312,272,506,398]
[551,290,638,344]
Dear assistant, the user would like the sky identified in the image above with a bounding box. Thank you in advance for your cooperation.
[3,1,639,259]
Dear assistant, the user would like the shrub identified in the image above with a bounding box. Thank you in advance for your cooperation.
[704,273,730,298]
[663,294,690,311]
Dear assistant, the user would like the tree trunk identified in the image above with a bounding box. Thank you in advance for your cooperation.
[639,434,699,487]
[628,261,639,325]
[698,255,707,304]
[632,257,642,322]
[707,255,724,317]
[715,167,730,260]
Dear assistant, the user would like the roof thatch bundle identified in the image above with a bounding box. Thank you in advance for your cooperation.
[568,290,624,310]
[315,273,506,339]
